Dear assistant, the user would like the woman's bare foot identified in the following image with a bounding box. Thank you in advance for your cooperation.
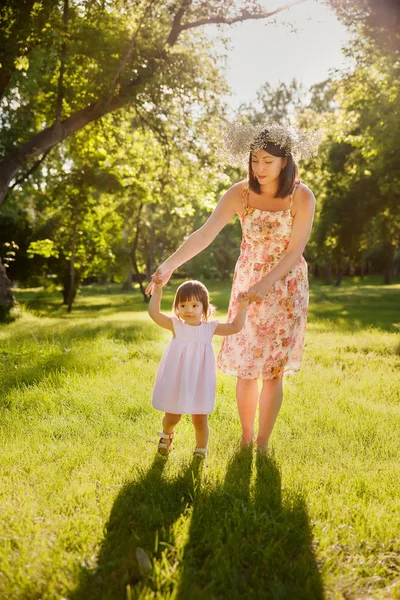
[240,436,254,449]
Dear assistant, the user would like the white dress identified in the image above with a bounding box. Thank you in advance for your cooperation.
[152,317,219,415]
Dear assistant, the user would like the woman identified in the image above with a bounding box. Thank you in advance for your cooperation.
[145,121,321,452]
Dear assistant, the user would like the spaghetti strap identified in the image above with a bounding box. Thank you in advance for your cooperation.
[289,179,300,213]
[242,182,249,211]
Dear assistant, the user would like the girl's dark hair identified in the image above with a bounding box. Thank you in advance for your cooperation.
[173,280,215,321]
[248,140,298,198]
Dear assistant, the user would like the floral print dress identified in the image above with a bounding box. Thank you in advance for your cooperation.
[217,181,309,380]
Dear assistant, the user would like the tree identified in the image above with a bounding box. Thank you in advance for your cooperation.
[0,257,15,321]
[327,0,400,54]
[238,79,304,124]
[298,38,400,284]
[0,0,305,206]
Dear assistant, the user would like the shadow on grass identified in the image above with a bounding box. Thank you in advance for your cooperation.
[71,448,323,600]
[177,447,323,600]
[70,455,198,600]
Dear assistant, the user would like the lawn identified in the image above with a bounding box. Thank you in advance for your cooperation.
[0,277,399,600]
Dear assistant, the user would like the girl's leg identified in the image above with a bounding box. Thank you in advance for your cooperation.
[256,378,283,448]
[162,412,181,434]
[191,414,209,448]
[236,377,258,445]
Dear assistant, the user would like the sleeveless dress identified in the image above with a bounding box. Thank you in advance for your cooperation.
[217,182,309,380]
[152,317,219,415]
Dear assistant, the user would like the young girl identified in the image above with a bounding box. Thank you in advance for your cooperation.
[148,279,249,459]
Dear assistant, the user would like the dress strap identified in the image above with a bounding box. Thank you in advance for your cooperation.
[289,179,300,213]
[242,182,249,212]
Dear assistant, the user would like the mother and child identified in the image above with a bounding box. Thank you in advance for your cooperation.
[146,121,321,459]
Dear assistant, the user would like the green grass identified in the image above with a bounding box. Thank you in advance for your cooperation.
[1,277,400,600]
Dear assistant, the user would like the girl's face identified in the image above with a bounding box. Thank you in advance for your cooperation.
[177,297,204,326]
[251,150,286,185]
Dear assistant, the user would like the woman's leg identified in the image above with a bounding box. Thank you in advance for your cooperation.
[191,414,209,448]
[257,378,283,448]
[162,412,181,434]
[236,377,258,445]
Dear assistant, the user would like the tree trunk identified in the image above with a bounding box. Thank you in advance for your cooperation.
[360,259,365,279]
[130,202,148,302]
[324,261,332,284]
[335,261,348,287]
[0,259,15,321]
[383,242,396,284]
[121,270,133,291]
[67,206,78,312]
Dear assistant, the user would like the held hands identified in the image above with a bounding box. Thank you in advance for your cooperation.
[247,277,271,304]
[236,291,250,308]
[145,264,173,295]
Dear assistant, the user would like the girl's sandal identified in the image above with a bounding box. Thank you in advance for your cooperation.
[193,447,207,460]
[157,431,174,456]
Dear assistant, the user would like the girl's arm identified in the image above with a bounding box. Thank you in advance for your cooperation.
[248,185,316,303]
[148,284,174,332]
[214,293,249,336]
[145,183,243,295]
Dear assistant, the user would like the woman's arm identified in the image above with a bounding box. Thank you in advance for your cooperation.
[248,185,316,303]
[148,284,174,332]
[145,183,243,294]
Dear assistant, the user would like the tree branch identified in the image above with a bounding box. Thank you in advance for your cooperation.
[8,148,52,193]
[166,0,193,46]
[0,53,169,206]
[55,0,69,122]
[135,106,170,148]
[96,0,160,112]
[175,0,306,38]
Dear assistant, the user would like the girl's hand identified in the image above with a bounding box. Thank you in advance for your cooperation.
[247,278,271,304]
[145,264,174,295]
[236,291,249,307]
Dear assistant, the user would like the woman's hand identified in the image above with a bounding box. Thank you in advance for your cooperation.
[247,278,271,304]
[145,264,174,295]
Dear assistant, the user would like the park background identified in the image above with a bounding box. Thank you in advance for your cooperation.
[0,0,399,598]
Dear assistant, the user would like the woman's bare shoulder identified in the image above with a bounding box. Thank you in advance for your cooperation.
[225,179,247,197]
[220,180,247,211]
[294,182,315,208]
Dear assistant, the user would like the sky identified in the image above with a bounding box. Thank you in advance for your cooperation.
[208,0,353,113]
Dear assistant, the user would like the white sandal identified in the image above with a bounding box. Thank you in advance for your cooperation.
[157,431,174,455]
[193,447,207,460]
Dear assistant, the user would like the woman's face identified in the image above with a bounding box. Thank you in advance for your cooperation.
[251,150,286,185]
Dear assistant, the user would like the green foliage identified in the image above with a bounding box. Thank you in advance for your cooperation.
[327,0,400,54]
[27,238,59,259]
[238,79,305,124]
[297,37,400,283]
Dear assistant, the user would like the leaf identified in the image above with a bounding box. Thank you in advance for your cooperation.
[135,547,151,572]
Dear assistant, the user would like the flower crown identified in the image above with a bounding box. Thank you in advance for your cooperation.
[219,120,322,166]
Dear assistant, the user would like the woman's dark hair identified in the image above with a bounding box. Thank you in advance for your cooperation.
[173,280,215,321]
[248,141,298,198]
